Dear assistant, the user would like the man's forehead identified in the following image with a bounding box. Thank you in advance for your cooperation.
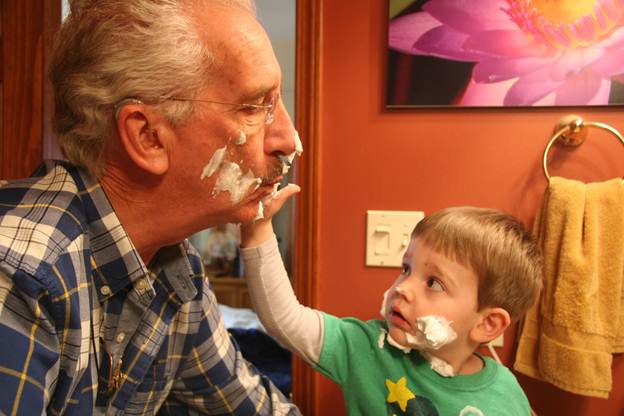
[192,2,263,51]
[213,50,281,102]
[193,3,281,99]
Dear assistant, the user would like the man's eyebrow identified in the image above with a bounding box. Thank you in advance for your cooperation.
[239,83,281,102]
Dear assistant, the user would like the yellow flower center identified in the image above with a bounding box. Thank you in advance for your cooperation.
[531,0,597,24]
[507,0,624,49]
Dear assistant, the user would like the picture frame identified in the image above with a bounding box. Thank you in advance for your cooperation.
[386,0,624,108]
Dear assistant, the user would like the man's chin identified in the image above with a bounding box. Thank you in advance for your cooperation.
[230,200,263,224]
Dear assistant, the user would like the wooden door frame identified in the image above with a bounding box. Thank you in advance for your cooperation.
[292,0,322,414]
[43,0,62,159]
[0,0,60,180]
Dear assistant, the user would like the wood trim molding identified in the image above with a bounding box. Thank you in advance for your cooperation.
[292,0,322,414]
[43,0,62,159]
[1,0,45,179]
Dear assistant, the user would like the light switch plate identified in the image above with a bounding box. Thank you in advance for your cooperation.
[366,210,424,267]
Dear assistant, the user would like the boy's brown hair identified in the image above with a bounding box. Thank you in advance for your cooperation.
[412,206,543,321]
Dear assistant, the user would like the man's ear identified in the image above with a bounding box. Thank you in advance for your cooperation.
[470,307,511,344]
[115,103,170,175]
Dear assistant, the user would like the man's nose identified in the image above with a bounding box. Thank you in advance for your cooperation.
[264,98,296,155]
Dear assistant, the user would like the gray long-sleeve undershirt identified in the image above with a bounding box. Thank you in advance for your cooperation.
[240,236,324,365]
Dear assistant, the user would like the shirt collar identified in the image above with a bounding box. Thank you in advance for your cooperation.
[72,166,151,302]
[70,165,198,304]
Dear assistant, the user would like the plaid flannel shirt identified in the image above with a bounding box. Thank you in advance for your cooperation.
[0,161,300,415]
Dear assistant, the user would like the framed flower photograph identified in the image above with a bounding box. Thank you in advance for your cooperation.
[387,0,624,107]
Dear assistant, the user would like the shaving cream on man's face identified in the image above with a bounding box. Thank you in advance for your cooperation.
[254,130,305,221]
[199,135,263,204]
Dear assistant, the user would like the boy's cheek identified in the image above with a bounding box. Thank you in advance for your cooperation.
[379,289,392,318]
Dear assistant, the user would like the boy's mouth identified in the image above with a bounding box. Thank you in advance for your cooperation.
[390,307,412,331]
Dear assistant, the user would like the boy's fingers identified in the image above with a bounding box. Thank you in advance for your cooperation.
[263,184,300,217]
[274,183,301,201]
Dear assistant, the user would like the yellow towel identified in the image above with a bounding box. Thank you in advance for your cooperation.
[514,176,624,398]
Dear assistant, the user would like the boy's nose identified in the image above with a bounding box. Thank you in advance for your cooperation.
[264,99,296,156]
[396,284,414,302]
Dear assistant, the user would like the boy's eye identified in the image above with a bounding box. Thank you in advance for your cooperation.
[426,277,444,292]
[401,264,411,276]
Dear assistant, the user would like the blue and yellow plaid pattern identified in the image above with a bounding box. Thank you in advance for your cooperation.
[0,161,299,415]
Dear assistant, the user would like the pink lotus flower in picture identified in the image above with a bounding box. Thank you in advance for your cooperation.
[388,0,624,106]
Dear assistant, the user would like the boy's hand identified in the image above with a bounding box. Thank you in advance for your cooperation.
[241,183,301,248]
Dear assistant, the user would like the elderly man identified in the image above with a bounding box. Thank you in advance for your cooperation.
[0,0,301,414]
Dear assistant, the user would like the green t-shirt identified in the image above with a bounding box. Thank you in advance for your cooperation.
[315,314,531,416]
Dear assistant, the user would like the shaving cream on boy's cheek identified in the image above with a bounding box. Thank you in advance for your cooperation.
[421,351,456,377]
[380,284,458,376]
[379,289,390,318]
[405,316,457,350]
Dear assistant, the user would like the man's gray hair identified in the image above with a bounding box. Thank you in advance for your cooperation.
[50,0,256,178]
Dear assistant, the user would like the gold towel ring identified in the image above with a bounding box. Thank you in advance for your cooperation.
[542,114,624,182]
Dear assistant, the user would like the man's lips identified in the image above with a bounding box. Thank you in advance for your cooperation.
[246,176,282,203]
[263,175,283,187]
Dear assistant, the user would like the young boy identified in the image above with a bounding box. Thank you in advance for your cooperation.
[240,185,542,415]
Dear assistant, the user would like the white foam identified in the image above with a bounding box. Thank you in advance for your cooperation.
[213,162,261,204]
[200,146,227,179]
[235,131,247,145]
[405,315,457,350]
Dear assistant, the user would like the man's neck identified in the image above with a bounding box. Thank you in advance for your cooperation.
[99,166,181,265]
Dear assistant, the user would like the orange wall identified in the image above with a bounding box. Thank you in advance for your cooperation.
[313,1,624,415]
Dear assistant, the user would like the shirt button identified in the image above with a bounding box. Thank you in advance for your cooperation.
[116,332,126,343]
[135,278,147,292]
[100,285,111,296]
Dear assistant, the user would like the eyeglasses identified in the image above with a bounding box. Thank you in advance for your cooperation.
[114,94,278,131]
[162,94,278,128]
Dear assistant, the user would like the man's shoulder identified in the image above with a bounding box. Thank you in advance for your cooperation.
[0,160,84,206]
[0,161,89,277]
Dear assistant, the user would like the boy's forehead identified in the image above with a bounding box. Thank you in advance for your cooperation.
[407,237,471,270]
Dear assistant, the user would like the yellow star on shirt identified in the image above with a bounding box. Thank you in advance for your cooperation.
[386,377,415,412]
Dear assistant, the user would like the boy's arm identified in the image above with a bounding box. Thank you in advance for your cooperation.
[240,185,324,365]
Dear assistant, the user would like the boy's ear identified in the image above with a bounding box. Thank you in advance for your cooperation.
[470,307,511,344]
[115,103,170,175]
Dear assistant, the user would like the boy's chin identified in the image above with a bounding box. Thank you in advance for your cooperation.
[387,326,410,348]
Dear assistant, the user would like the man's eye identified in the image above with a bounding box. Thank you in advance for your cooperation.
[238,104,263,114]
[401,264,411,276]
[426,277,444,292]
